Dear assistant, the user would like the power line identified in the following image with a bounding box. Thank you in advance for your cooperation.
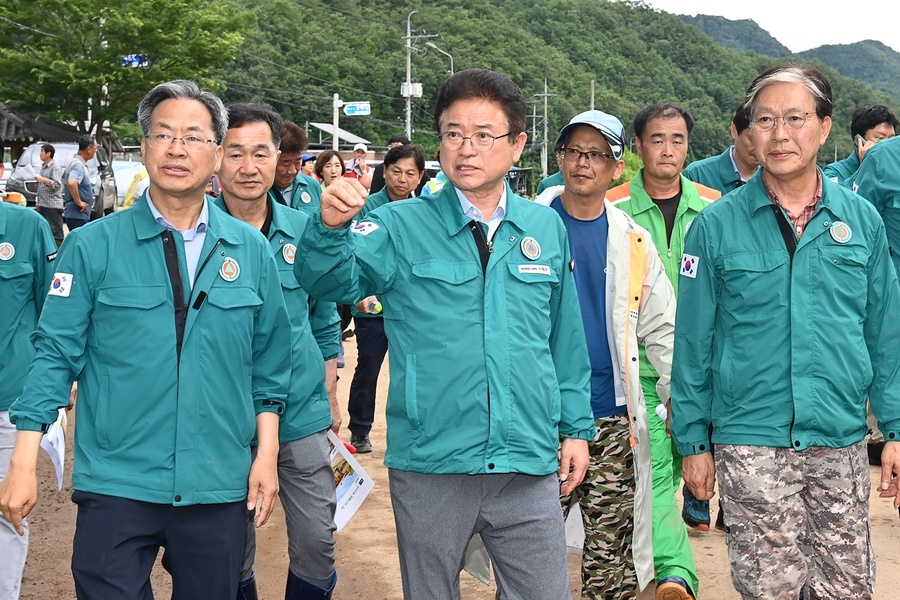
[0,15,58,37]
[237,49,397,101]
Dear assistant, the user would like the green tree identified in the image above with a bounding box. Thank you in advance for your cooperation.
[0,0,248,142]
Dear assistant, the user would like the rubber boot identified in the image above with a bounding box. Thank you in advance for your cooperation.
[285,570,337,600]
[236,574,259,600]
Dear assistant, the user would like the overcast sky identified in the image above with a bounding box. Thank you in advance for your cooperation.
[644,0,899,53]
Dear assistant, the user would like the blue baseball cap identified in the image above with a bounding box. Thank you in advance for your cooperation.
[301,153,315,164]
[555,110,626,160]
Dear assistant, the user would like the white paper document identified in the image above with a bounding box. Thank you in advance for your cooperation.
[326,430,374,532]
[39,408,67,490]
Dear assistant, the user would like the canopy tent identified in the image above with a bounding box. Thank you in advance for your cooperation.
[308,122,371,148]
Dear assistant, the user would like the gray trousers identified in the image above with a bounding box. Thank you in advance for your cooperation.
[1,411,28,600]
[241,430,337,589]
[388,469,573,600]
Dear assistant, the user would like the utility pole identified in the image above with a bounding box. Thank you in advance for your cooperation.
[400,11,436,140]
[534,80,556,179]
[590,80,595,111]
[404,10,416,140]
[332,93,342,151]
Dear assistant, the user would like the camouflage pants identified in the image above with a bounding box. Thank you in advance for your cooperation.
[715,441,874,600]
[561,414,636,600]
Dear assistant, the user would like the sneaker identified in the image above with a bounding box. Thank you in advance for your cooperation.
[681,484,710,531]
[351,434,372,453]
[656,577,695,600]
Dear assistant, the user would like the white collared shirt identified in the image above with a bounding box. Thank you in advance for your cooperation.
[146,194,209,288]
[455,187,507,241]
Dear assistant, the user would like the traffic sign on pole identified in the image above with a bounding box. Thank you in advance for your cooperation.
[343,102,371,116]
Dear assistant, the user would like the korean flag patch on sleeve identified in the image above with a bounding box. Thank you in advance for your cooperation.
[680,254,699,278]
[48,273,73,297]
[351,221,379,236]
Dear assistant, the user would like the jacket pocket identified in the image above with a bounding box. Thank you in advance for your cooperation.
[505,262,559,319]
[411,260,480,284]
[206,286,263,310]
[817,245,868,315]
[719,252,787,405]
[404,353,420,430]
[721,251,788,311]
[97,285,167,309]
[0,261,34,303]
[410,260,480,318]
[278,269,301,291]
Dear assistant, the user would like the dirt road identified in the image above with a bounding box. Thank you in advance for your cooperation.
[18,337,900,598]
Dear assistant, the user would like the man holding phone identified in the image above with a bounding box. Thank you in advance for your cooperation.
[823,105,898,188]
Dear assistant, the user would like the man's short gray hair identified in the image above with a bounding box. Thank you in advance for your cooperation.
[744,64,833,121]
[137,80,228,144]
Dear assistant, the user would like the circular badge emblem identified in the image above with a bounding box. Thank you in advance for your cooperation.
[0,242,14,261]
[830,221,852,244]
[219,257,241,282]
[301,192,312,204]
[282,243,297,265]
[520,236,541,261]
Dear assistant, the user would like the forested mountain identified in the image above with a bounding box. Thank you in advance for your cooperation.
[799,41,900,102]
[679,14,791,57]
[208,0,895,170]
[0,0,892,170]
[678,13,900,108]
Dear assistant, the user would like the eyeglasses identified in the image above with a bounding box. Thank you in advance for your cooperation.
[438,131,512,151]
[145,132,216,149]
[558,148,616,164]
[750,111,816,132]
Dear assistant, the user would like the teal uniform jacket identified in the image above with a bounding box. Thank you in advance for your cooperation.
[216,192,340,444]
[853,136,900,278]
[287,173,323,215]
[0,203,56,411]
[823,152,860,189]
[683,146,749,194]
[535,171,563,196]
[358,187,391,220]
[352,187,397,320]
[671,170,900,455]
[10,196,291,505]
[295,183,595,475]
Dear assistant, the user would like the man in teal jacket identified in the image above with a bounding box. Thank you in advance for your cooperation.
[853,134,900,279]
[0,81,291,599]
[296,69,595,599]
[215,102,341,600]
[346,144,426,454]
[273,120,324,214]
[0,200,56,599]
[823,104,897,188]
[683,104,759,193]
[673,65,900,600]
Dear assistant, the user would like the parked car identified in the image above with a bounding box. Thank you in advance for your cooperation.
[6,142,117,220]
[0,162,11,192]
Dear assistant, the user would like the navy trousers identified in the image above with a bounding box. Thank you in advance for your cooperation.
[347,316,388,437]
[71,491,246,600]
